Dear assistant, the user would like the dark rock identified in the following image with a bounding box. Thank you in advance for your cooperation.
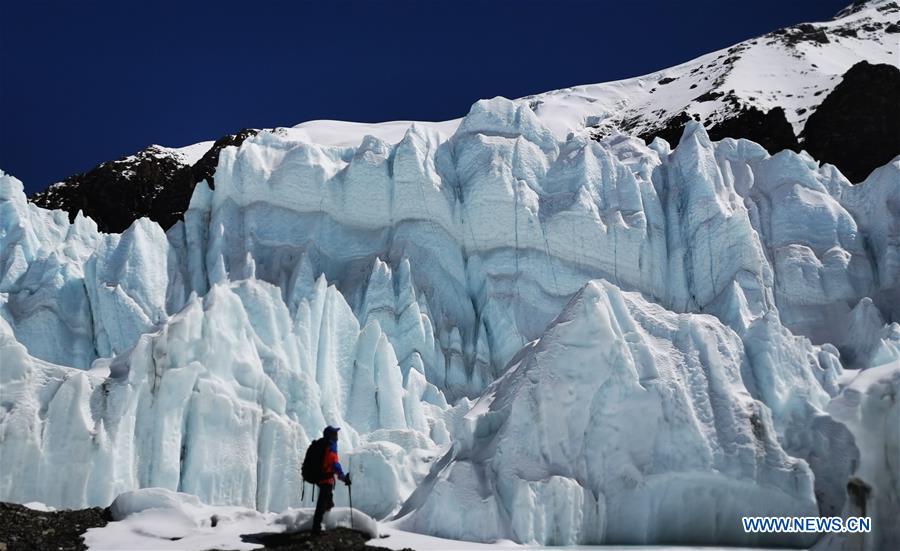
[638,104,799,156]
[635,112,693,147]
[29,129,258,233]
[694,90,724,102]
[239,527,414,551]
[631,62,900,181]
[657,76,676,85]
[706,106,799,154]
[833,25,859,38]
[770,22,830,47]
[30,146,195,233]
[0,503,411,551]
[0,502,110,551]
[190,128,258,190]
[801,61,900,182]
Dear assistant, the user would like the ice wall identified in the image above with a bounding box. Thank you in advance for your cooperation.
[397,280,820,547]
[826,360,900,551]
[3,102,897,399]
[0,276,453,517]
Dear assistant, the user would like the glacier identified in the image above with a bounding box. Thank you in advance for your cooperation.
[1,94,899,549]
[396,280,820,547]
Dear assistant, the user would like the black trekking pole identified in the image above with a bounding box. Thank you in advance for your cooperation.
[348,480,353,530]
[348,456,354,530]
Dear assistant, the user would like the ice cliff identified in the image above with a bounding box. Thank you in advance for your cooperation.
[397,280,820,547]
[1,94,898,548]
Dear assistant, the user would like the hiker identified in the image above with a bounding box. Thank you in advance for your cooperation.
[307,425,351,534]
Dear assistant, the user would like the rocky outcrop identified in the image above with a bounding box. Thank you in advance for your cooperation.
[29,146,195,233]
[637,62,900,183]
[190,128,258,189]
[30,129,257,233]
[640,104,800,159]
[801,61,900,182]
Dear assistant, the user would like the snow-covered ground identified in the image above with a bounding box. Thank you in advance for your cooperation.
[285,119,462,148]
[77,487,796,551]
[82,488,377,550]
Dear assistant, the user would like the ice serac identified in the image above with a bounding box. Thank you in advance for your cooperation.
[840,157,900,321]
[0,275,450,518]
[398,280,818,547]
[825,362,900,551]
[1,170,189,368]
[664,122,772,319]
[1,171,101,369]
[180,103,898,395]
[6,100,897,397]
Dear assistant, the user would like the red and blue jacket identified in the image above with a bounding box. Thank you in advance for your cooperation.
[320,440,345,485]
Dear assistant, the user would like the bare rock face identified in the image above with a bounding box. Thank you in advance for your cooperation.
[801,61,900,182]
[640,104,800,159]
[190,128,259,190]
[30,129,257,233]
[634,61,900,183]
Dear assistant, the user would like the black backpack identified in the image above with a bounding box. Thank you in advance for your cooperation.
[301,438,328,483]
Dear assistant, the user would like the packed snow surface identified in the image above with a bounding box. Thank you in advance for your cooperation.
[1,3,899,549]
[84,487,378,550]
[83,488,773,551]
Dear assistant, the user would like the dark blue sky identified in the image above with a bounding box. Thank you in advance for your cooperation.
[2,0,849,194]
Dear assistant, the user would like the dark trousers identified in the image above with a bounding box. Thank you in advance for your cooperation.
[312,483,334,532]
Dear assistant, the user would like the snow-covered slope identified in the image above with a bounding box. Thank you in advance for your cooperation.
[264,1,899,157]
[523,0,899,139]
[272,0,898,180]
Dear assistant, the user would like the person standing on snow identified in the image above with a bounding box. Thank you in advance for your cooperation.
[312,425,350,534]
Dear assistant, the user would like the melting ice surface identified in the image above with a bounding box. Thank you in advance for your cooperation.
[1,96,899,549]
